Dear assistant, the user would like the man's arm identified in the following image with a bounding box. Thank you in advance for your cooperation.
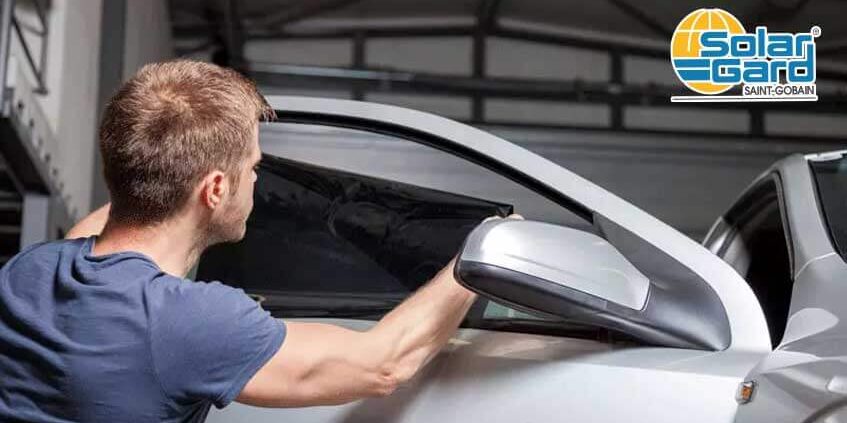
[65,203,110,239]
[236,258,477,407]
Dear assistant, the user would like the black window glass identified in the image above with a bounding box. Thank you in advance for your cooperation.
[810,155,847,262]
[200,154,511,303]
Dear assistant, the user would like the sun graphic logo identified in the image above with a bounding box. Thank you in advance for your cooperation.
[670,8,820,102]
[671,9,745,95]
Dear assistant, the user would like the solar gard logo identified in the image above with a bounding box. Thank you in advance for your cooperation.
[670,8,820,103]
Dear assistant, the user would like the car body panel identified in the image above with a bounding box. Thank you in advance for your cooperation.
[722,152,847,422]
[734,253,847,422]
[208,320,764,423]
[778,153,847,349]
[781,154,838,272]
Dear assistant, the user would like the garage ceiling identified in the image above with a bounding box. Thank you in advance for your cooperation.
[164,0,847,143]
[169,0,847,64]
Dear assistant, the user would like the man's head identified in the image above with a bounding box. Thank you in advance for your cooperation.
[99,60,274,245]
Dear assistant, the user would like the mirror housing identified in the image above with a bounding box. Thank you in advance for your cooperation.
[455,219,731,350]
[459,220,649,310]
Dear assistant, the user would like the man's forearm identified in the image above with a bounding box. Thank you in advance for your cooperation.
[65,203,111,239]
[235,259,478,407]
[368,258,477,383]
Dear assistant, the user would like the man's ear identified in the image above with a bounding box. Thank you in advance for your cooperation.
[199,170,228,210]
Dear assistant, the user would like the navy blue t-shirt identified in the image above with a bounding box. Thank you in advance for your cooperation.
[0,237,286,422]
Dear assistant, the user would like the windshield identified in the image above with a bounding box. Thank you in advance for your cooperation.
[809,155,847,261]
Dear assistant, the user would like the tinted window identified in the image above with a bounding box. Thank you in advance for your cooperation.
[714,176,793,347]
[198,122,611,339]
[810,156,847,262]
[201,154,510,303]
[257,123,589,229]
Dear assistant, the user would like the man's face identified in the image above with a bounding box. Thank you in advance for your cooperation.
[207,124,261,245]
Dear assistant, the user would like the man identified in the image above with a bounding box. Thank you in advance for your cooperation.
[0,60,515,422]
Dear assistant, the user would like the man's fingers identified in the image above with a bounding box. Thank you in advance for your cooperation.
[482,213,524,224]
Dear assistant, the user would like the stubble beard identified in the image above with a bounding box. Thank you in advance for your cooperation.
[199,204,249,252]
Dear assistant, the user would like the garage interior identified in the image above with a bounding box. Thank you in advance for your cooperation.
[0,0,845,257]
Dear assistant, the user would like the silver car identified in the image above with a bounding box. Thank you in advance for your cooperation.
[202,97,846,423]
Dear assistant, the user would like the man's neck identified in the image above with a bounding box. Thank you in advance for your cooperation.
[91,217,207,278]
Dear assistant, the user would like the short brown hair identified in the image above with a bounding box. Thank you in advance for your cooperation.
[99,60,274,225]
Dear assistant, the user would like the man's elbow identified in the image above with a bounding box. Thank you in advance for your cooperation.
[355,329,430,399]
[372,376,399,398]
[369,362,416,397]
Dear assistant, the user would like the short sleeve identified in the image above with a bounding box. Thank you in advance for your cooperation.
[148,279,286,408]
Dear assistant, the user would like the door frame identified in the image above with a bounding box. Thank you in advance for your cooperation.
[264,95,771,353]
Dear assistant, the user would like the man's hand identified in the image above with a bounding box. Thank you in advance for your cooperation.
[484,213,524,223]
[237,258,474,407]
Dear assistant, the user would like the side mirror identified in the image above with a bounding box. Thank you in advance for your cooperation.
[455,219,730,350]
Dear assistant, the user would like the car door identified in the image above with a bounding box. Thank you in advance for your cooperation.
[204,96,771,423]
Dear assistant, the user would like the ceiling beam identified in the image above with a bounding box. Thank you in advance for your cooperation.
[473,0,503,121]
[245,0,364,31]
[604,0,672,39]
[215,0,246,69]
[477,0,503,33]
[248,63,847,114]
[743,0,813,27]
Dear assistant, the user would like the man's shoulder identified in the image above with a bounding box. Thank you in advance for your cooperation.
[146,276,251,313]
[149,275,243,296]
[19,237,85,257]
[2,238,86,271]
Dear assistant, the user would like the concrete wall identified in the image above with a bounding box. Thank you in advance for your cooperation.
[9,0,103,221]
[7,0,174,226]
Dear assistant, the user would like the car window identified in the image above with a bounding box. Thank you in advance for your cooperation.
[258,123,590,229]
[809,155,847,262]
[710,175,793,347]
[197,122,618,340]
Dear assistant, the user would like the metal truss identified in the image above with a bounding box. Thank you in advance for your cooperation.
[170,0,847,142]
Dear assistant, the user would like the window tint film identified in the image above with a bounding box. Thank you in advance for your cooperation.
[199,154,511,303]
[197,122,608,339]
[810,155,847,262]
